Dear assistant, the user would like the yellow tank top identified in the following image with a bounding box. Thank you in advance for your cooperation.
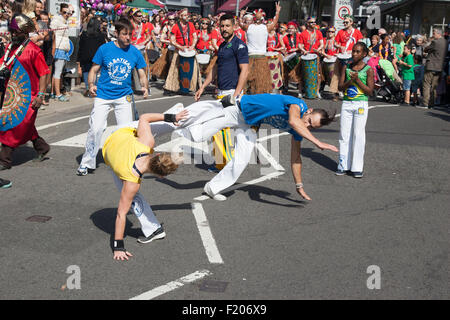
[102,127,153,184]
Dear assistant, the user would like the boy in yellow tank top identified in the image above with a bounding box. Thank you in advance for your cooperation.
[103,109,188,261]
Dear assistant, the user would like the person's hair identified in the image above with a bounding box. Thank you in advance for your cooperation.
[86,16,101,36]
[60,3,69,12]
[115,18,133,34]
[313,109,336,126]
[380,34,389,41]
[22,0,35,14]
[220,13,235,25]
[148,153,182,177]
[11,0,24,14]
[38,10,48,19]
[404,43,413,52]
[393,33,404,44]
[433,28,443,35]
[414,54,422,64]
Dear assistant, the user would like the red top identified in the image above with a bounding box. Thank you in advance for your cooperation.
[335,28,363,53]
[324,39,338,56]
[299,29,323,53]
[132,22,153,46]
[234,28,246,43]
[283,33,301,53]
[196,29,219,51]
[0,42,50,147]
[215,28,224,47]
[171,21,196,46]
[267,33,283,52]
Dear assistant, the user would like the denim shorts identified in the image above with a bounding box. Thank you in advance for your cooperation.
[403,79,412,91]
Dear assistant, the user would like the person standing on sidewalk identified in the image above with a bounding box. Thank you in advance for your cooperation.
[421,28,447,108]
[0,14,50,170]
[76,18,148,176]
[49,3,71,102]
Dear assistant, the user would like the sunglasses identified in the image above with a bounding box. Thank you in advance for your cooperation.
[343,21,350,24]
[62,10,71,15]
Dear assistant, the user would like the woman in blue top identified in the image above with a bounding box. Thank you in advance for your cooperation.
[176,93,338,201]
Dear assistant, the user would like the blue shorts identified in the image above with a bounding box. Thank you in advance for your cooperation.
[403,79,412,91]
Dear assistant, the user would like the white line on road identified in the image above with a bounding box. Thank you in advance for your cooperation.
[191,203,224,264]
[129,269,211,300]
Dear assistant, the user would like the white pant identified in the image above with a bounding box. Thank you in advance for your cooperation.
[338,100,369,173]
[111,171,160,237]
[80,96,133,169]
[180,104,257,195]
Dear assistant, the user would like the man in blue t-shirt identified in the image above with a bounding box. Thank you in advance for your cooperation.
[176,93,338,201]
[76,19,148,176]
[194,13,249,101]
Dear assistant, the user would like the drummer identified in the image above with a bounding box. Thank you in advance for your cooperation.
[319,26,338,98]
[163,8,201,96]
[282,21,302,95]
[298,16,324,99]
[267,21,285,54]
[151,12,176,80]
[196,17,219,54]
[238,3,281,94]
[329,15,363,101]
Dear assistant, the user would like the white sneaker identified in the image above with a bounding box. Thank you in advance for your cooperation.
[298,93,303,98]
[204,183,227,201]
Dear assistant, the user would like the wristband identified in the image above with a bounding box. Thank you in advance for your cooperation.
[113,239,126,252]
[164,113,177,123]
[295,183,304,189]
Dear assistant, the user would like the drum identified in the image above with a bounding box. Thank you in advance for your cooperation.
[178,50,197,93]
[283,52,299,70]
[301,53,318,99]
[266,52,283,90]
[337,53,352,66]
[323,56,337,85]
[196,53,211,65]
[146,49,160,64]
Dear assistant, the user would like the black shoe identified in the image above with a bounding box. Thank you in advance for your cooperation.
[352,171,364,178]
[0,164,10,170]
[163,90,175,96]
[0,178,11,188]
[137,225,166,244]
[399,102,410,106]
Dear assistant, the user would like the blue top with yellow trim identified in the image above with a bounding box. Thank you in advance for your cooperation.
[344,64,371,101]
[240,94,308,141]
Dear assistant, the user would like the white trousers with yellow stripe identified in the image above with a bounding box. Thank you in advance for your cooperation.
[338,100,369,173]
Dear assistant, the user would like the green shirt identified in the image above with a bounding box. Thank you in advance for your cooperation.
[344,65,371,101]
[401,54,415,80]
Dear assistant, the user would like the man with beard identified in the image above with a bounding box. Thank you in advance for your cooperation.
[0,14,50,170]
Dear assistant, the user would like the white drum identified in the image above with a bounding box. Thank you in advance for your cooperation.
[301,53,318,61]
[323,56,337,63]
[196,53,211,65]
[337,52,352,65]
[168,44,175,51]
[179,49,196,58]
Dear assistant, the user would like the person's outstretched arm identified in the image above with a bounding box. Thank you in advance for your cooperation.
[290,136,311,200]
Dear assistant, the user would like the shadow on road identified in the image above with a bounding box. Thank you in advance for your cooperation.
[426,111,450,122]
[90,208,144,242]
[147,175,209,190]
[301,147,337,172]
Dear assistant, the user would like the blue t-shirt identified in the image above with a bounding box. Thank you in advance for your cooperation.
[217,35,249,91]
[92,42,146,100]
[240,94,308,141]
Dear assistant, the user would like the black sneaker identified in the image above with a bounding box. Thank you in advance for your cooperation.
[352,171,364,178]
[137,225,166,244]
[0,178,12,188]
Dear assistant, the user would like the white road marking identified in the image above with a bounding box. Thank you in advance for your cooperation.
[254,142,285,171]
[129,269,211,300]
[191,203,224,264]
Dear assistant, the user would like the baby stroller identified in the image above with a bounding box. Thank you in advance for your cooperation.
[369,57,404,103]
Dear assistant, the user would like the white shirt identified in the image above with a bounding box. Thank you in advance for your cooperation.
[246,23,268,55]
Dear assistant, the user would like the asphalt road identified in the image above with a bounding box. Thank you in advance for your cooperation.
[1,89,449,300]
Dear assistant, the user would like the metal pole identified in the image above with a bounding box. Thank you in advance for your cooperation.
[236,0,240,17]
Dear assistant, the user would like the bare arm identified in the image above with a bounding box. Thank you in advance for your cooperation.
[338,65,351,92]
[88,64,101,96]
[290,137,311,200]
[137,68,149,98]
[234,63,249,98]
[288,104,338,152]
[267,2,281,33]
[194,63,216,101]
